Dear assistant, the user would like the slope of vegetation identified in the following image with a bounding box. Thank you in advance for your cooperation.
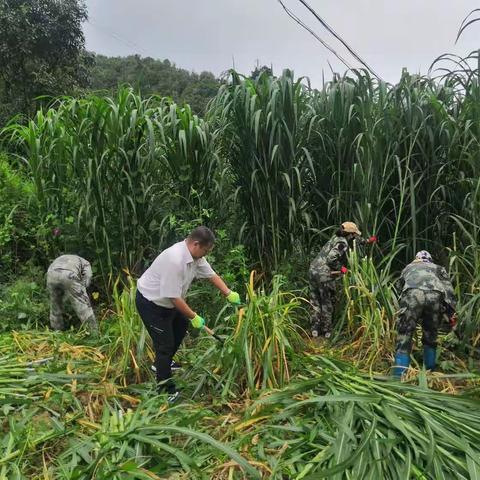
[2,10,480,476]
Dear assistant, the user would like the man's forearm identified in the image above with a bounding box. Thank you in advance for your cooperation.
[171,298,196,319]
[208,274,230,296]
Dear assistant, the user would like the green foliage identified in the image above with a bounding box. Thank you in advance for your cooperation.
[103,276,152,386]
[2,34,480,478]
[90,55,220,114]
[55,399,261,479]
[0,265,49,331]
[303,68,480,266]
[2,312,477,479]
[0,0,91,122]
[335,246,398,369]
[0,155,38,276]
[4,88,230,291]
[5,62,480,352]
[247,357,480,479]
[186,274,307,398]
[211,69,316,272]
[208,66,480,277]
[0,404,67,478]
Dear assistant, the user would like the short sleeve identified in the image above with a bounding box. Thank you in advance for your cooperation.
[195,257,216,279]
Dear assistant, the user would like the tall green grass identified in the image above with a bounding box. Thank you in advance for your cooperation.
[4,88,224,290]
[4,63,480,344]
[335,247,397,370]
[210,70,317,272]
[185,272,307,399]
[5,70,480,277]
[104,275,152,386]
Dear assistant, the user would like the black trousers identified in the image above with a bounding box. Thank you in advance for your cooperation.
[135,290,189,393]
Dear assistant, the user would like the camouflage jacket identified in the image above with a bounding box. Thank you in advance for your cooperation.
[309,235,349,283]
[47,255,93,288]
[397,260,456,308]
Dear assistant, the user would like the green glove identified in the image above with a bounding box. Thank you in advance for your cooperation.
[226,290,241,305]
[191,314,205,329]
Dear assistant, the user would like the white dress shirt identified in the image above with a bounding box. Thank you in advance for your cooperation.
[137,240,215,308]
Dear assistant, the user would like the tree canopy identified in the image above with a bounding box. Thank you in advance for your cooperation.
[89,54,221,114]
[0,0,90,121]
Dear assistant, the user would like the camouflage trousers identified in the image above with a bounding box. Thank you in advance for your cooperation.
[309,275,336,335]
[46,270,97,333]
[395,289,442,354]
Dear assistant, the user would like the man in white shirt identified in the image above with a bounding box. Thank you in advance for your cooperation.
[136,226,240,401]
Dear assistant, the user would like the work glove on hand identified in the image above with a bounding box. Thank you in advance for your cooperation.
[367,235,378,244]
[191,314,205,329]
[226,290,241,305]
[340,266,348,274]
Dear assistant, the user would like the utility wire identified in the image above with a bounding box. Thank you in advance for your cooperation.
[87,17,151,57]
[277,0,353,71]
[296,0,383,80]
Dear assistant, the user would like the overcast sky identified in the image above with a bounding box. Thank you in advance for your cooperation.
[83,0,479,85]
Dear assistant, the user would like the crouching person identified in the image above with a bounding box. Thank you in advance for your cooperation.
[135,226,241,402]
[46,255,98,334]
[393,250,456,377]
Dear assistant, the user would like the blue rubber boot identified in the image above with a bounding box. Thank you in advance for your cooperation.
[423,346,436,371]
[392,352,410,378]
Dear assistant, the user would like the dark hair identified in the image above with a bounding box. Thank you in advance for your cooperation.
[187,226,216,246]
[336,226,348,237]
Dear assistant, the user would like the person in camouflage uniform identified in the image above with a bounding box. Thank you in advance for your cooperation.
[309,222,363,338]
[393,250,456,377]
[46,255,98,334]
